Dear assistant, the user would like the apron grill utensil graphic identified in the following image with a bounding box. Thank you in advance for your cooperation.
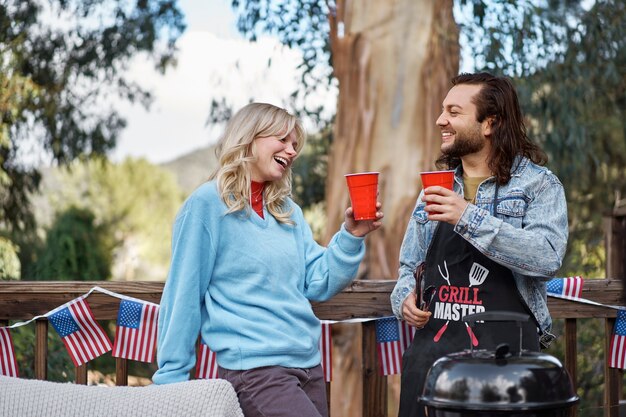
[433,321,449,342]
[465,262,487,346]
[433,261,451,341]
[437,260,451,286]
[469,262,489,286]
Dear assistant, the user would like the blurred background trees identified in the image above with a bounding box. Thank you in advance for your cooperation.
[0,0,185,235]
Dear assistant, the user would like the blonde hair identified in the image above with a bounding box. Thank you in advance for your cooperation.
[210,103,306,224]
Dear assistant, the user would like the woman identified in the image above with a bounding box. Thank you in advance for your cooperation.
[153,103,383,417]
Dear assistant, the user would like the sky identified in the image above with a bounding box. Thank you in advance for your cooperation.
[111,0,483,165]
[111,0,336,164]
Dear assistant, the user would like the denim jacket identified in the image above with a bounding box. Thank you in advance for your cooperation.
[391,156,568,347]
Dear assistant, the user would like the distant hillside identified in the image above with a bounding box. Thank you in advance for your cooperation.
[160,145,218,194]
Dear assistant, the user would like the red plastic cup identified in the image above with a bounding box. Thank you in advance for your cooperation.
[420,170,455,205]
[345,172,379,220]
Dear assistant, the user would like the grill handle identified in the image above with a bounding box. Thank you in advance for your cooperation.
[463,311,530,353]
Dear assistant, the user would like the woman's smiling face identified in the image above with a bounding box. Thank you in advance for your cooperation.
[249,130,299,182]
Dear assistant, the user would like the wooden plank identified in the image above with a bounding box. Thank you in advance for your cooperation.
[35,319,48,380]
[2,279,621,321]
[312,292,393,320]
[362,321,386,417]
[564,318,578,417]
[0,282,163,320]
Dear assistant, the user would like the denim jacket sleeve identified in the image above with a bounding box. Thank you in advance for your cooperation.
[391,194,433,319]
[454,171,568,277]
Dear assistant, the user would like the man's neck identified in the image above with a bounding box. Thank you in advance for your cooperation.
[460,149,492,178]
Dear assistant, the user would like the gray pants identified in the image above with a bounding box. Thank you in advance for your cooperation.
[218,365,328,417]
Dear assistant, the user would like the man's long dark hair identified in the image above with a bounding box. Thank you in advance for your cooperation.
[436,72,547,185]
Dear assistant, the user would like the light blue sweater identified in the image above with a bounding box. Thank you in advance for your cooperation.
[153,181,365,384]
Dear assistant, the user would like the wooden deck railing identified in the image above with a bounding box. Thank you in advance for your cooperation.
[0,278,624,416]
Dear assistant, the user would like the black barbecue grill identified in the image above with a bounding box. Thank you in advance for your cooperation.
[418,311,579,417]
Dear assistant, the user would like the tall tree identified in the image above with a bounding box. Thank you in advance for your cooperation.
[0,0,185,233]
[324,1,458,280]
[35,206,112,281]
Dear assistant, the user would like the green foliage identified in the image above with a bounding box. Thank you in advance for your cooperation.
[11,324,76,382]
[26,157,185,280]
[291,125,332,209]
[0,0,185,234]
[545,318,612,417]
[0,236,20,279]
[230,0,334,126]
[35,206,112,281]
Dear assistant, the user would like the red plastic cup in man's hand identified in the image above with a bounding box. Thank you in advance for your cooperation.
[345,172,379,220]
[420,170,455,206]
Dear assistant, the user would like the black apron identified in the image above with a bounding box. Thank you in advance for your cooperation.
[398,221,540,417]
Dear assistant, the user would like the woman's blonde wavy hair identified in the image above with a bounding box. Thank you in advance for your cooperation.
[209,103,306,225]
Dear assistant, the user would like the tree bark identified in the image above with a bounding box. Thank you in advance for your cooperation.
[326,1,459,416]
[326,0,459,278]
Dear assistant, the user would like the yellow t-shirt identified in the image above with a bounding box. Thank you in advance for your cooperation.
[463,175,489,204]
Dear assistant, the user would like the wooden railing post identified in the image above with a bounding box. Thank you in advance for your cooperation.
[604,317,621,417]
[35,319,48,380]
[75,363,88,385]
[326,382,331,416]
[116,358,128,386]
[362,321,386,417]
[564,318,578,417]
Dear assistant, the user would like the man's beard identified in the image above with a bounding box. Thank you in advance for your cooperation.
[442,126,485,158]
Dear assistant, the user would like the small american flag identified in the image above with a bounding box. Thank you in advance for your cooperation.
[48,298,112,367]
[112,299,159,363]
[195,341,218,379]
[319,321,332,382]
[0,327,19,377]
[376,318,415,375]
[546,276,584,299]
[609,310,626,369]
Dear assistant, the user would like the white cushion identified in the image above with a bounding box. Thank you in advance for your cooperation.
[0,376,243,417]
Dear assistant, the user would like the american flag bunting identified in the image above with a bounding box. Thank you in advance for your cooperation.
[195,341,218,379]
[376,317,415,376]
[0,327,19,377]
[48,298,112,367]
[319,321,332,382]
[113,299,159,363]
[546,276,584,299]
[609,310,626,369]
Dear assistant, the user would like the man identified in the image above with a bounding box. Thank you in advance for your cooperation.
[390,72,568,417]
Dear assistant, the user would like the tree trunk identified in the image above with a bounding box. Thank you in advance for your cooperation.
[326,1,459,416]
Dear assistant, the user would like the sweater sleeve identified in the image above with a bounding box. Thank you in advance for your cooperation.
[298,206,365,302]
[153,199,216,385]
